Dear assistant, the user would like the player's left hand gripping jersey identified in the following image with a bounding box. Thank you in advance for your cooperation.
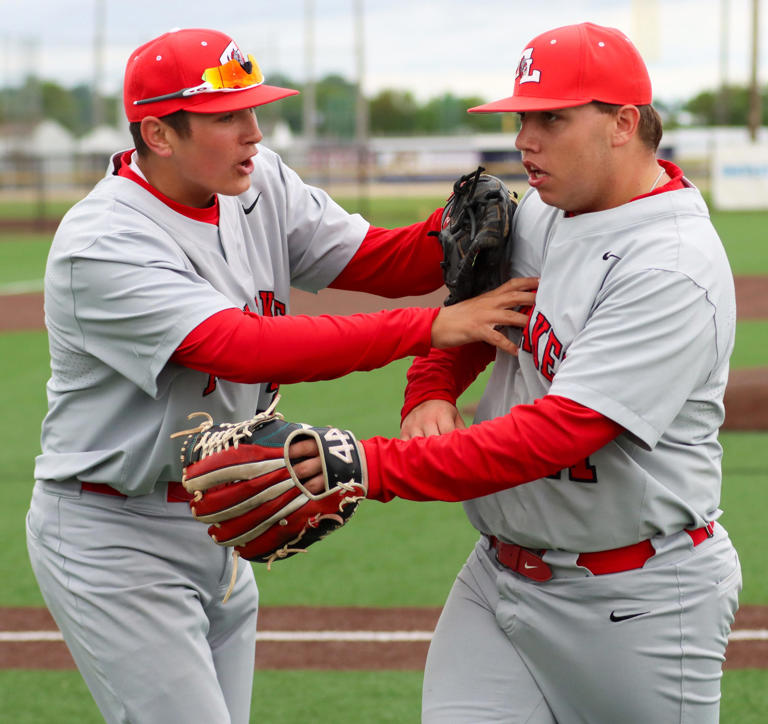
[467,183,736,552]
[36,146,368,495]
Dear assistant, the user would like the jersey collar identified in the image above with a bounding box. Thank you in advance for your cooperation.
[114,150,220,226]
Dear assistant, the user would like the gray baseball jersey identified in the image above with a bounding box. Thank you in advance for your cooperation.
[36,145,367,495]
[467,181,736,551]
[422,178,742,724]
[28,145,376,724]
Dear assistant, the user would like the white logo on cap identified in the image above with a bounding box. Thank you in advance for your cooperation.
[516,48,541,84]
[219,40,247,66]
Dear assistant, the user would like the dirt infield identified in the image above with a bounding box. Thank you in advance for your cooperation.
[4,275,768,329]
[1,605,766,671]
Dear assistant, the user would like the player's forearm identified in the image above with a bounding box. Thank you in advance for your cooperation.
[401,342,496,422]
[365,395,623,503]
[172,306,437,383]
[328,208,445,297]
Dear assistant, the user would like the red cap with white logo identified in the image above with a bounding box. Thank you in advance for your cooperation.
[124,28,299,122]
[469,23,652,113]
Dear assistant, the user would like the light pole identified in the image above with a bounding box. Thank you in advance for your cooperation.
[92,0,105,128]
[303,0,317,145]
[353,0,370,213]
[747,0,761,141]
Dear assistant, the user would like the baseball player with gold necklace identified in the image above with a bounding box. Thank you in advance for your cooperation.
[25,27,536,724]
[398,23,743,723]
[180,22,742,724]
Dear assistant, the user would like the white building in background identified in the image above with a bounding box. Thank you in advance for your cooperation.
[76,123,133,181]
[77,124,132,155]
[269,120,295,153]
[0,119,76,189]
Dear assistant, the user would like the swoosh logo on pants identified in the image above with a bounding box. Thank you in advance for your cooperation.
[609,610,650,622]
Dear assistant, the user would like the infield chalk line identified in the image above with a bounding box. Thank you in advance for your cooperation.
[728,629,768,641]
[2,629,767,643]
[0,279,44,295]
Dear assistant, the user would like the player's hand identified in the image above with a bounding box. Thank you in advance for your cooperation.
[285,437,325,494]
[400,400,466,440]
[430,277,538,355]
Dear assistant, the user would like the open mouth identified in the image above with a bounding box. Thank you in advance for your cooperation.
[523,161,547,186]
[238,157,255,174]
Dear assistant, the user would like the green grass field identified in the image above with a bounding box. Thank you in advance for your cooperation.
[0,668,765,724]
[1,196,766,722]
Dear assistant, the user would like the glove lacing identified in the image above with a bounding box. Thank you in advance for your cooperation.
[173,396,284,492]
[222,551,239,605]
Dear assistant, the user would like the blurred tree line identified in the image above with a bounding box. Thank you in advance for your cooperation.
[680,85,768,126]
[0,72,764,137]
[256,73,506,136]
[0,78,120,135]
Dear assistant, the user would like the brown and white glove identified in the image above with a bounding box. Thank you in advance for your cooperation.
[172,398,367,570]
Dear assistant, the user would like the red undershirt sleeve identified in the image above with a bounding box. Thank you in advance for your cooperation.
[401,306,534,421]
[401,343,496,422]
[329,208,445,296]
[170,306,439,384]
[363,394,623,502]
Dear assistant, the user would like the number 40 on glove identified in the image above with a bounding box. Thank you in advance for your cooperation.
[172,398,367,568]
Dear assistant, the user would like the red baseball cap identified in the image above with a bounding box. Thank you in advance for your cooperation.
[124,28,299,122]
[469,23,652,113]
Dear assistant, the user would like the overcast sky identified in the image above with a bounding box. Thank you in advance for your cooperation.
[0,0,762,108]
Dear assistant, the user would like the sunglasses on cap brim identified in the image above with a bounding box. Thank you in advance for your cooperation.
[133,54,264,106]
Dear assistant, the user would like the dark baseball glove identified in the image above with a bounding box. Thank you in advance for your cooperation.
[436,166,517,305]
[172,399,367,570]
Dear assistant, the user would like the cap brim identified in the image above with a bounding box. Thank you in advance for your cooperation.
[468,95,591,113]
[128,84,300,122]
[183,84,300,113]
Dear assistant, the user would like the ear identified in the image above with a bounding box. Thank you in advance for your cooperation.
[140,117,174,158]
[611,105,641,148]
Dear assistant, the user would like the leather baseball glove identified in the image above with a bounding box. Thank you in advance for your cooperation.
[172,398,367,570]
[436,166,517,305]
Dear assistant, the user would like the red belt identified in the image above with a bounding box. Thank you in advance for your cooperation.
[489,521,715,582]
[80,481,193,503]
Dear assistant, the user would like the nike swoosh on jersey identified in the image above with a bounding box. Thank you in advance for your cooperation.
[609,610,650,622]
[523,562,538,570]
[242,192,262,215]
[602,251,621,261]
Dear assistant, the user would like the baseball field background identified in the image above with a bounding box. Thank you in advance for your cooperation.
[0,192,766,722]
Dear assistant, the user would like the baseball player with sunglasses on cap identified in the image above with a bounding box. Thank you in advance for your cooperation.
[269,21,741,723]
[25,27,537,724]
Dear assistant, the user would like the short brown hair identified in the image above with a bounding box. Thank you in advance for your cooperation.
[128,110,192,156]
[591,101,663,152]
